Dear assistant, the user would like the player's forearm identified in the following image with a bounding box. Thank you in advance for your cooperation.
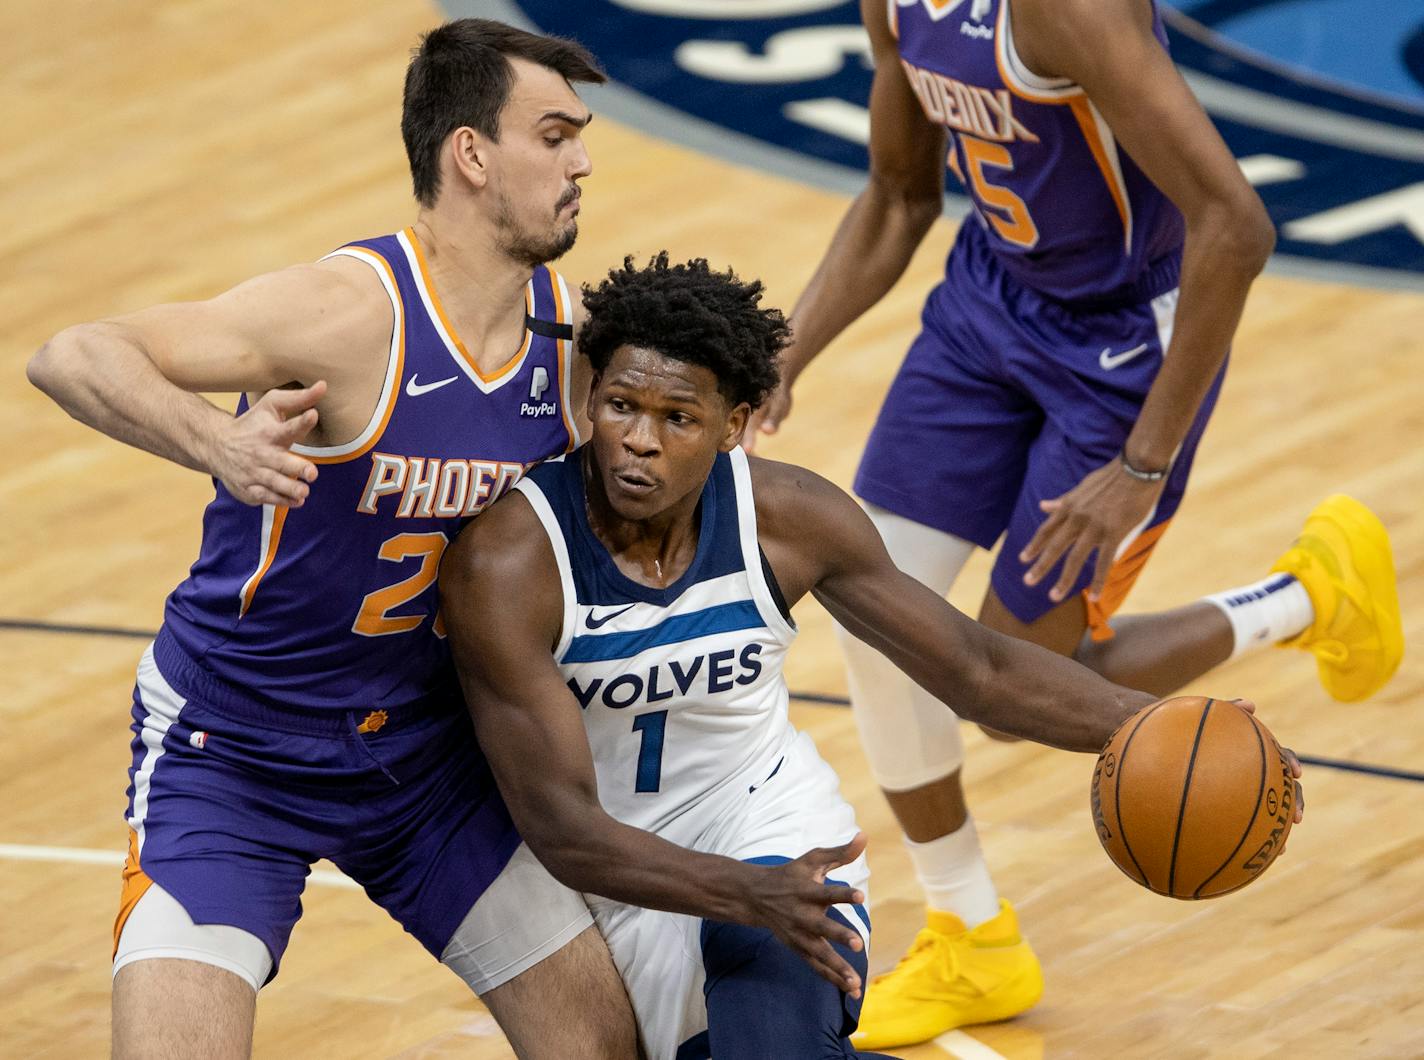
[966,625,1156,751]
[830,576,1151,751]
[523,802,768,925]
[1126,198,1274,470]
[28,322,228,474]
[784,179,941,382]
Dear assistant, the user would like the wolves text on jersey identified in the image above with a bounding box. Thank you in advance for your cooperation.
[569,644,765,711]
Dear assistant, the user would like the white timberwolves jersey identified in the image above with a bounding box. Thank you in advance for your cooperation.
[514,446,798,848]
[515,447,869,1059]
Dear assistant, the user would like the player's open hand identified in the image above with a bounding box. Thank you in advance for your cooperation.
[213,381,326,507]
[1020,456,1167,603]
[745,832,868,996]
[745,378,792,454]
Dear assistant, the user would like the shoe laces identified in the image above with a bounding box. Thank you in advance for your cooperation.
[872,926,961,987]
[1313,638,1348,665]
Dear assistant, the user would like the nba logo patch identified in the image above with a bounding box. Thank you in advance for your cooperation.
[189,730,208,749]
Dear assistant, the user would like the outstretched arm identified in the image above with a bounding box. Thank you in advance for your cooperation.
[756,460,1157,751]
[26,257,388,507]
[439,495,870,994]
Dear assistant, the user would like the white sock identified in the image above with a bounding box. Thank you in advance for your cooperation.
[1203,573,1314,660]
[906,818,1001,929]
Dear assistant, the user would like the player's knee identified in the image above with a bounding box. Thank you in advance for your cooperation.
[701,915,868,1059]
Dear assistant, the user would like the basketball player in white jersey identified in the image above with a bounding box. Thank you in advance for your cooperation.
[439,254,1305,1058]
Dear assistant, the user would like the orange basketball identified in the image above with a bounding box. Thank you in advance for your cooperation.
[1090,696,1295,899]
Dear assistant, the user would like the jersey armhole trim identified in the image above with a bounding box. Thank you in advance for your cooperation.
[995,0,1080,102]
[512,477,578,660]
[550,268,581,451]
[292,246,405,463]
[728,448,797,641]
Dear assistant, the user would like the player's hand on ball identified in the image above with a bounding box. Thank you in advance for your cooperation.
[212,381,325,507]
[1020,455,1167,602]
[1228,700,1304,828]
[747,832,868,997]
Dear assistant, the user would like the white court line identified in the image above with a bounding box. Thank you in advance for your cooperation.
[0,843,362,890]
[933,1030,1009,1060]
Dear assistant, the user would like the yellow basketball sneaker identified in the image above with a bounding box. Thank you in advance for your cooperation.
[850,900,1043,1051]
[1271,494,1403,702]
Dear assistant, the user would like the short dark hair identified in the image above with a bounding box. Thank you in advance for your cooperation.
[402,19,605,207]
[579,254,787,410]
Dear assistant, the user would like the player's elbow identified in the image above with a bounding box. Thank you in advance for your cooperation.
[27,333,70,398]
[866,169,944,235]
[1230,193,1276,274]
[519,816,603,893]
[27,325,96,403]
[1200,191,1276,277]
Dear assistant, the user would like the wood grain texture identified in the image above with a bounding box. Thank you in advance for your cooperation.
[3,1,1421,1056]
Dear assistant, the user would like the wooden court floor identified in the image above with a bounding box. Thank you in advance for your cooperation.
[3,1,1422,1056]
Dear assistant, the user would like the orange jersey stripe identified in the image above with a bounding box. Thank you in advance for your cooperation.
[404,227,533,385]
[1068,97,1132,253]
[1084,519,1173,641]
[549,267,578,453]
[239,505,289,617]
[113,828,154,958]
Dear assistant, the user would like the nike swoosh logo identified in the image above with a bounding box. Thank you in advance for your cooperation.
[405,374,459,397]
[1098,343,1152,370]
[586,605,634,630]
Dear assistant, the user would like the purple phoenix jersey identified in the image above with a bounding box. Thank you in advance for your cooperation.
[892,0,1185,304]
[161,228,579,710]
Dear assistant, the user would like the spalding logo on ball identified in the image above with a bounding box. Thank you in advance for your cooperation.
[1091,696,1295,899]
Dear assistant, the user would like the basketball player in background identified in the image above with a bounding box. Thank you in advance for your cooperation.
[439,253,1305,1059]
[747,0,1402,1048]
[27,20,639,1058]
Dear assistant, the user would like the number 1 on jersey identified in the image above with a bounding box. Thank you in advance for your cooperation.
[631,710,667,793]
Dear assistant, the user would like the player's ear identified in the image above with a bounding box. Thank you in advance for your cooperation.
[721,402,751,451]
[449,127,490,190]
[586,372,602,421]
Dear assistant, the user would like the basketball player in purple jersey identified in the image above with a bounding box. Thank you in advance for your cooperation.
[27,21,640,1058]
[747,0,1403,1048]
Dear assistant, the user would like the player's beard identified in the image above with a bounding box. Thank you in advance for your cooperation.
[495,187,579,267]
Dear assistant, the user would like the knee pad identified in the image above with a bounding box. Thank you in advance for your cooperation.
[839,506,974,791]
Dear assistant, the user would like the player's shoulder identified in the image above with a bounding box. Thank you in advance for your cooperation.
[447,487,545,573]
[214,255,392,341]
[746,453,850,535]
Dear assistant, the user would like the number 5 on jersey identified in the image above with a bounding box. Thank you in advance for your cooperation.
[949,133,1040,249]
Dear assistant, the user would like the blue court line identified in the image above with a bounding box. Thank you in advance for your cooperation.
[4,617,1418,784]
[786,691,1424,785]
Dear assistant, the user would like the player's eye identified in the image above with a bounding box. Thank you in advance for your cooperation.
[543,135,563,147]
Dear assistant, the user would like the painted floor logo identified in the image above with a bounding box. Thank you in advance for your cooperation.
[472,0,1424,285]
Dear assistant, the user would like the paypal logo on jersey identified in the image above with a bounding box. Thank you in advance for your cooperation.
[568,643,765,710]
[521,366,558,418]
[471,0,1424,280]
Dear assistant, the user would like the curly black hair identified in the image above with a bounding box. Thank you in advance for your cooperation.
[578,253,787,410]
